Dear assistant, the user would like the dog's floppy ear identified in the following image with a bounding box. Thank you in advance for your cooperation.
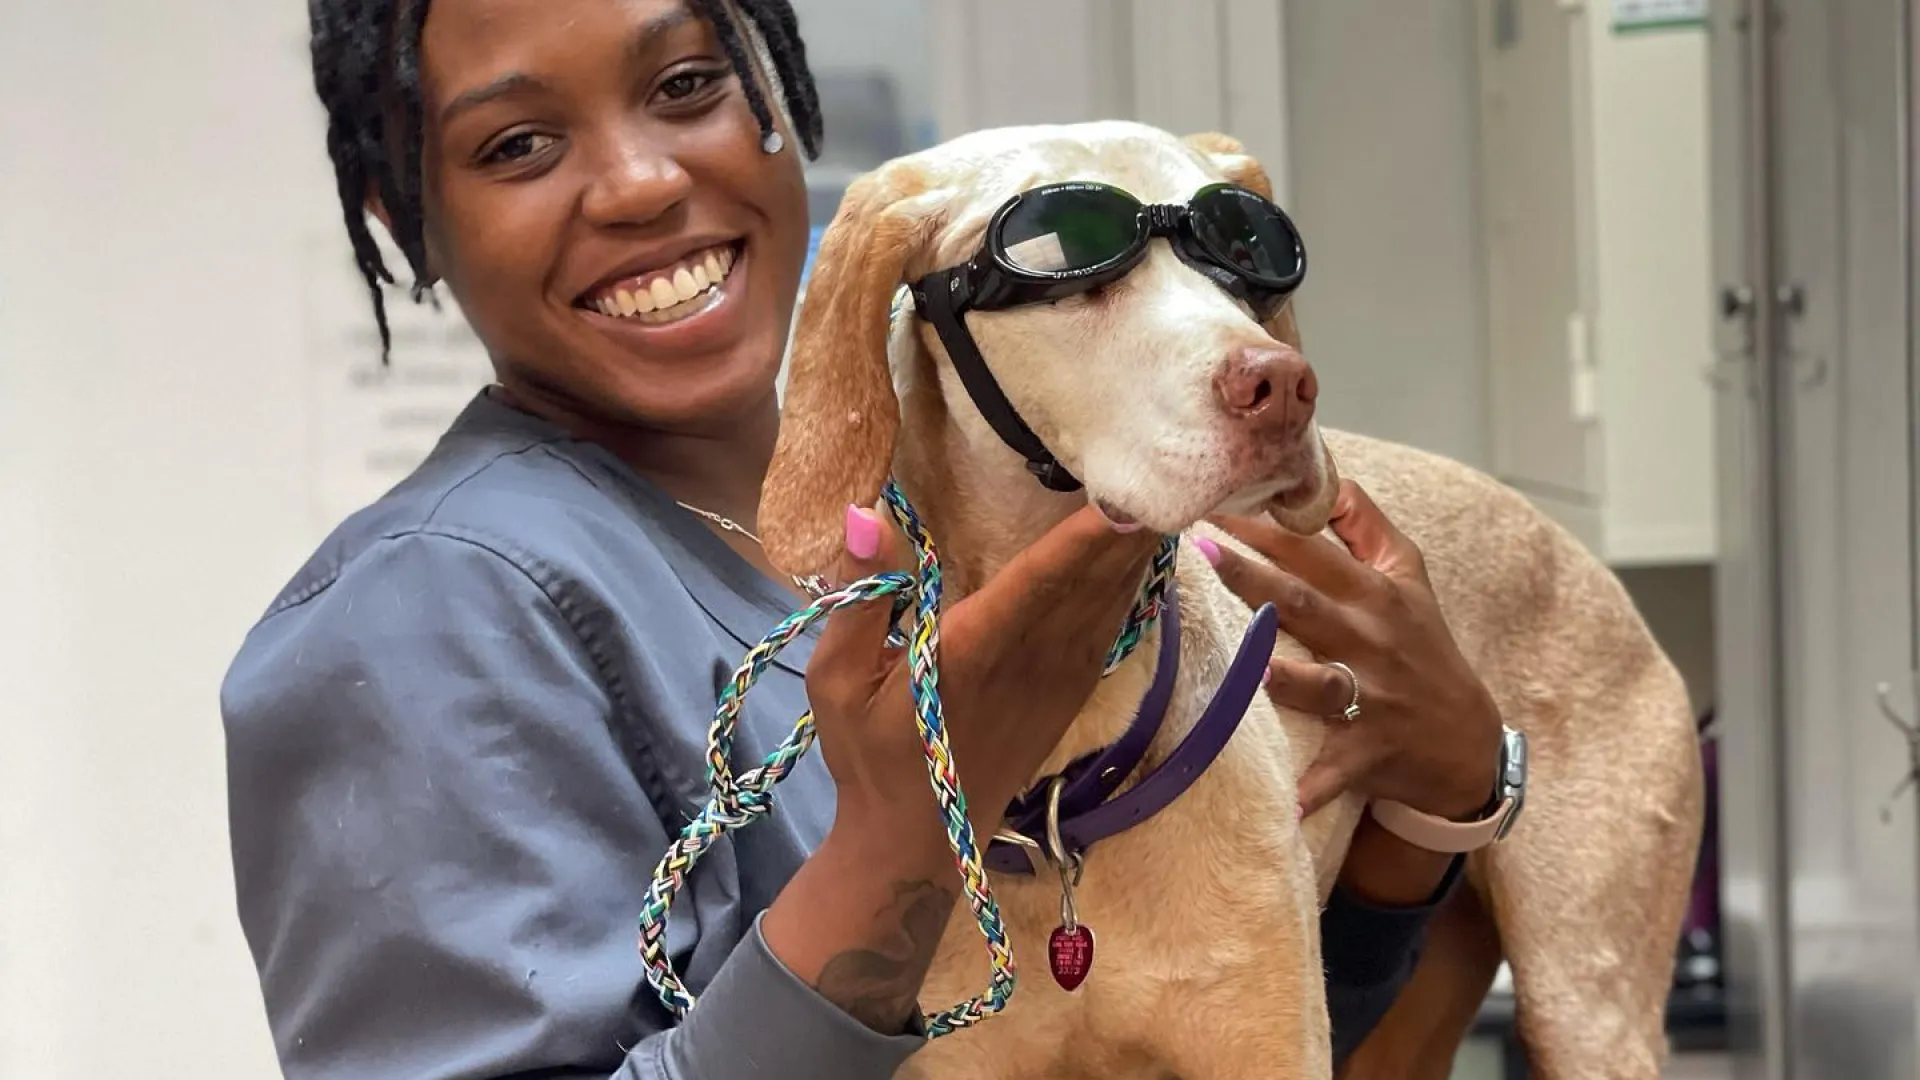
[1182,131,1275,202]
[760,164,948,579]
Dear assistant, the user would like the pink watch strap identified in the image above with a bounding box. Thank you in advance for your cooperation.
[1369,797,1516,854]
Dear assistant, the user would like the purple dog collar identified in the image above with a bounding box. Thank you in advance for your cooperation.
[984,591,1281,875]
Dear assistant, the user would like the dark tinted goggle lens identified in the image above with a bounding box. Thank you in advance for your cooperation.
[996,185,1143,275]
[1190,185,1302,286]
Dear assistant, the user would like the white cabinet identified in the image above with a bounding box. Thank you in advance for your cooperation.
[1473,0,1718,565]
[926,0,1292,199]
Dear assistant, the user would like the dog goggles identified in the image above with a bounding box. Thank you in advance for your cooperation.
[908,182,1308,492]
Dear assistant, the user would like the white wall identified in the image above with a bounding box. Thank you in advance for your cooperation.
[1,1,332,1076]
[791,0,934,144]
[1282,1,1491,468]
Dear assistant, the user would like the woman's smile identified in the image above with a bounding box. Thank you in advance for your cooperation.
[571,238,754,353]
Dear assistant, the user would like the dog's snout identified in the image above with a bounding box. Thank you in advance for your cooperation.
[1214,345,1317,432]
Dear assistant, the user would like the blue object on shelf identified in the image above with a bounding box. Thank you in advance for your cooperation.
[800,224,826,290]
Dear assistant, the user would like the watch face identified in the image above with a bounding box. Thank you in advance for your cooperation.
[1495,726,1528,842]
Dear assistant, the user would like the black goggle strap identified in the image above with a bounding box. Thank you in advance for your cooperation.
[911,272,1085,493]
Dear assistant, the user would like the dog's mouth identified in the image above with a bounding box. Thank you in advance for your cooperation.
[1092,496,1145,533]
[1081,436,1333,537]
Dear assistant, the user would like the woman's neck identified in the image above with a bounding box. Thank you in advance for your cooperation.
[618,406,781,529]
[493,383,782,531]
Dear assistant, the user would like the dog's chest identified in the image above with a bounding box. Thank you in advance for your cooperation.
[909,587,1316,1077]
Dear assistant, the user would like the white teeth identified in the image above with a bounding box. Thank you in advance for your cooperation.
[590,244,739,321]
[649,278,677,310]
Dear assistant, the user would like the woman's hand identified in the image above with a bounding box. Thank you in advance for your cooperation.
[1198,480,1503,906]
[809,502,1162,834]
[763,502,1158,1030]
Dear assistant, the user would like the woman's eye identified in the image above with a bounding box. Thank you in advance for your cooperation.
[481,131,557,166]
[658,69,725,102]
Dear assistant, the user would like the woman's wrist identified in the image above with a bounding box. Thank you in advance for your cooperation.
[762,811,959,1034]
[1335,813,1460,908]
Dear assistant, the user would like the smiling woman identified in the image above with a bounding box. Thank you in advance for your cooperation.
[219,2,1480,1078]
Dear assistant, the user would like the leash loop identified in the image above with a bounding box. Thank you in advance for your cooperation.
[636,479,1176,1037]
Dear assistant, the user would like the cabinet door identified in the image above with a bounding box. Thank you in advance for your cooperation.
[1475,0,1600,506]
[1715,0,1920,1075]
[1777,0,1920,1072]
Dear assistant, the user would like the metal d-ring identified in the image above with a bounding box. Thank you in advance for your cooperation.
[1043,775,1086,932]
[992,827,1043,876]
[1043,776,1083,880]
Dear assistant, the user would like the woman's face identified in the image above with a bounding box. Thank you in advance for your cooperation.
[414,0,810,433]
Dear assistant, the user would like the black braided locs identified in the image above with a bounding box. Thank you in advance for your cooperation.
[685,0,825,158]
[311,0,401,354]
[307,0,824,362]
[747,0,824,155]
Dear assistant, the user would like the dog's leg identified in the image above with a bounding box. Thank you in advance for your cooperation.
[1148,958,1334,1080]
[1473,663,1701,1080]
[1335,877,1503,1080]
[1314,433,1704,1080]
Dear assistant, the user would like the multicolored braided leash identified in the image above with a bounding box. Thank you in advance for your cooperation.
[636,479,1178,1037]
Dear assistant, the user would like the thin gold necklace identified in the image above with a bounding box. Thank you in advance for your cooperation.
[676,500,829,597]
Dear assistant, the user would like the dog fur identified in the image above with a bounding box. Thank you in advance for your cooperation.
[759,120,1704,1080]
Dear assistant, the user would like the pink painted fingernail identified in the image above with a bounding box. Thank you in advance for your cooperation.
[845,505,881,560]
[1194,537,1223,566]
[1296,803,1306,822]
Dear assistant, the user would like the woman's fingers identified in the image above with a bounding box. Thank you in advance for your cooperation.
[1297,751,1361,818]
[808,505,906,707]
[1325,480,1424,580]
[1272,660,1369,814]
[1195,535,1364,655]
[1208,511,1377,602]
[956,506,1160,668]
[1264,657,1360,718]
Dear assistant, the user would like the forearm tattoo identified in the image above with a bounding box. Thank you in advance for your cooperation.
[812,879,956,1031]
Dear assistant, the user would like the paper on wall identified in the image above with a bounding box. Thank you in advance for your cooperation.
[302,230,494,534]
[1610,0,1707,32]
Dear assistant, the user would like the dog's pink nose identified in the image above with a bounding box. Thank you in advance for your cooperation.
[1214,345,1317,433]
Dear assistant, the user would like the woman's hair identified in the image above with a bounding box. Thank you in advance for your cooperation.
[308,0,824,359]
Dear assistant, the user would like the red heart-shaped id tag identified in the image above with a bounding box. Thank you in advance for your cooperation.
[1048,924,1095,991]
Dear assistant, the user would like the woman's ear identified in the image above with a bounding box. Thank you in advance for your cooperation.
[760,163,950,579]
[1183,131,1275,202]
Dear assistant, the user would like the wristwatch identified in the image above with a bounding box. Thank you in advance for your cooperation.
[1368,724,1528,854]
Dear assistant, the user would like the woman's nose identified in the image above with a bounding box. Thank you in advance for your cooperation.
[579,139,696,228]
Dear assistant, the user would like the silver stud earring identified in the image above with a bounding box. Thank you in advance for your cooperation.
[761,130,785,155]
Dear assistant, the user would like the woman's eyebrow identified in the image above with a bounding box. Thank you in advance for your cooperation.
[440,7,699,127]
[626,7,699,65]
[441,72,545,127]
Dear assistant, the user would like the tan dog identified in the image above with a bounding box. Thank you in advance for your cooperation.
[760,120,1704,1080]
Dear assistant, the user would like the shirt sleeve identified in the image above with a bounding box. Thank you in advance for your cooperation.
[1321,855,1465,1070]
[220,530,924,1080]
